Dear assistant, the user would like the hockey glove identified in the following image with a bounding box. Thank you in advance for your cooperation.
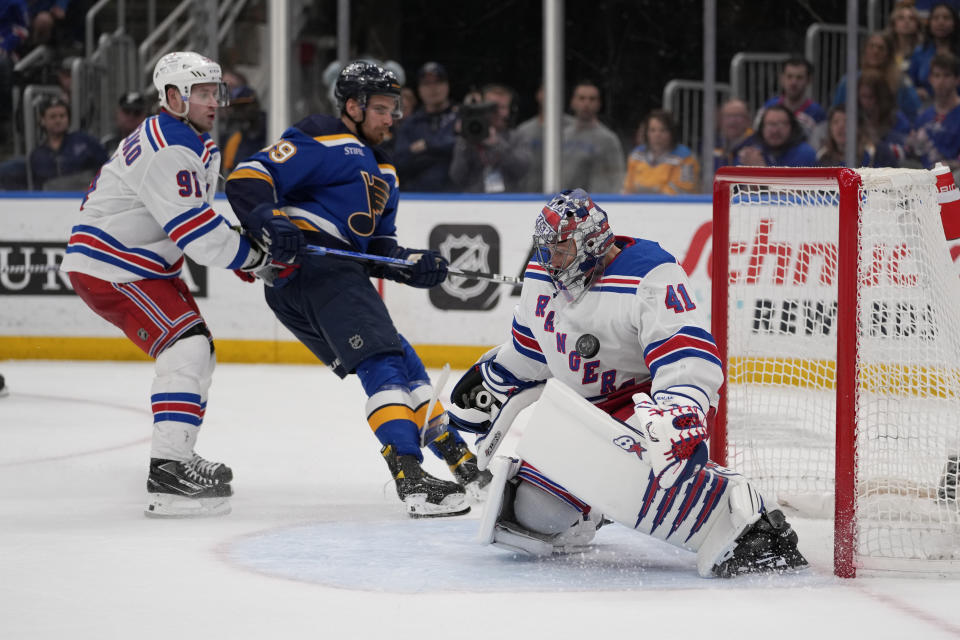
[248,203,305,264]
[387,247,449,288]
[233,243,270,282]
[256,261,301,288]
[630,393,709,489]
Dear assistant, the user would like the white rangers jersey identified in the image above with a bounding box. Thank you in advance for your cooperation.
[61,111,255,282]
[494,236,723,413]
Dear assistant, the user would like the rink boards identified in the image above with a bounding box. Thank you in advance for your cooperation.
[3,192,959,367]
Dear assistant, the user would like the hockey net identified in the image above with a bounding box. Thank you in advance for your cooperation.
[712,167,960,577]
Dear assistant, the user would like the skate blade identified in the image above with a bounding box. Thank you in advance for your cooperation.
[403,493,470,518]
[144,493,232,518]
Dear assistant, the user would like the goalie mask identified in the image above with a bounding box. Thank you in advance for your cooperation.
[334,60,403,120]
[533,188,614,302]
[153,51,229,118]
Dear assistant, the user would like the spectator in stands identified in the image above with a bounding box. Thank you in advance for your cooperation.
[858,70,912,158]
[0,156,27,189]
[221,85,266,174]
[450,83,529,192]
[908,52,960,170]
[561,80,624,193]
[908,3,960,103]
[735,104,817,167]
[392,61,457,192]
[400,86,418,119]
[714,98,753,170]
[833,31,922,125]
[29,96,107,190]
[888,1,925,74]
[222,68,248,96]
[512,84,575,193]
[28,0,68,47]
[762,56,826,143]
[0,0,28,148]
[817,104,900,168]
[513,84,546,193]
[622,109,699,195]
[100,91,147,153]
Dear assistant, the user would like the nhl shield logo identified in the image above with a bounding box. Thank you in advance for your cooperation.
[429,224,501,311]
[438,234,491,301]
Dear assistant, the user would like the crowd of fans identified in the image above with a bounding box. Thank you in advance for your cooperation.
[381,0,960,195]
[3,0,960,194]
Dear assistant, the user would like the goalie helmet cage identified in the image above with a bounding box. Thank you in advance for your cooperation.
[711,167,960,578]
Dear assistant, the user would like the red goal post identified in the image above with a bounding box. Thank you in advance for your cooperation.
[711,167,960,578]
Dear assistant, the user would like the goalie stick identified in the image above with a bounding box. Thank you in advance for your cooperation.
[303,244,522,285]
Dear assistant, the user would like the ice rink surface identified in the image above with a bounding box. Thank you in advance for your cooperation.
[2,360,959,639]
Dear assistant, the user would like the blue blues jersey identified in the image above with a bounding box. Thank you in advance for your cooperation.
[225,114,400,252]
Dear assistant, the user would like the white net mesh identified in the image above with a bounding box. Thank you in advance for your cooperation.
[721,167,960,572]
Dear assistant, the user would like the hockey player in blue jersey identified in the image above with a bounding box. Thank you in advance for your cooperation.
[447,188,808,577]
[225,61,491,517]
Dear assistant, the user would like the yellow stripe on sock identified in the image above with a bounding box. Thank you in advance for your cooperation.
[413,399,445,429]
[367,404,416,432]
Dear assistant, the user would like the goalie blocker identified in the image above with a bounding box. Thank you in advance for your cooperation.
[476,379,808,578]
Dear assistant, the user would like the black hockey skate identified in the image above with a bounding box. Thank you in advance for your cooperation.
[381,444,470,518]
[938,455,958,502]
[0,373,8,398]
[188,453,233,484]
[432,431,494,500]
[712,509,809,578]
[145,454,232,518]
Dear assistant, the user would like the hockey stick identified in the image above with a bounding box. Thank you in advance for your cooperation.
[420,363,451,447]
[303,244,522,285]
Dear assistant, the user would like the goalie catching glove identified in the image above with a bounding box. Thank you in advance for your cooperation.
[630,393,708,488]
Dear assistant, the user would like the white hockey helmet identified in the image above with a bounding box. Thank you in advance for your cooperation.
[533,188,614,303]
[153,51,229,117]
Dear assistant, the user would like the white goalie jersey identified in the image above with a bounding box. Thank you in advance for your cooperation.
[61,111,256,283]
[494,237,723,413]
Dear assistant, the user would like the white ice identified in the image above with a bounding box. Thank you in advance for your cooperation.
[1,360,959,639]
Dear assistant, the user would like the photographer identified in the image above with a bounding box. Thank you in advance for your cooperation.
[449,83,530,193]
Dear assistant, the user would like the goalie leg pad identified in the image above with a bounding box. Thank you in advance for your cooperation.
[695,477,765,577]
[476,456,599,555]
